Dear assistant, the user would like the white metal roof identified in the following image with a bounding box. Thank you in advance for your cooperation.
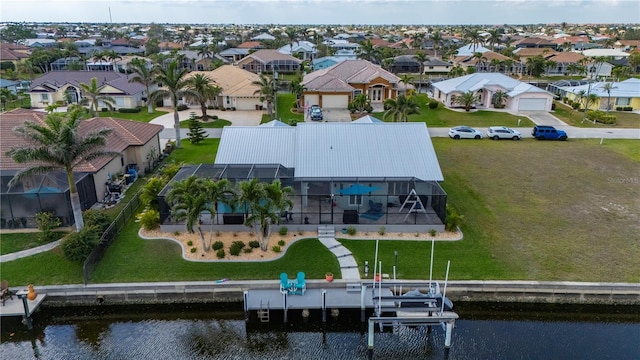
[214,122,444,181]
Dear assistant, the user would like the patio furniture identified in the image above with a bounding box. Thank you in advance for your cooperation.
[1,280,14,306]
[279,273,294,294]
[343,210,359,224]
[292,272,306,295]
[368,199,383,213]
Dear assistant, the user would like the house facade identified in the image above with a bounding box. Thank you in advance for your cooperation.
[549,78,640,111]
[182,65,263,110]
[278,41,317,61]
[302,59,402,109]
[236,49,302,74]
[431,72,554,111]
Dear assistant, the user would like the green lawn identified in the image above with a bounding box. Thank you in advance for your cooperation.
[372,94,534,127]
[276,93,304,124]
[98,110,167,122]
[0,232,67,255]
[179,118,231,128]
[0,249,84,285]
[553,101,640,128]
[168,138,220,164]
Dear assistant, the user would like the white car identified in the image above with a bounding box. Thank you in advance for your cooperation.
[448,126,483,140]
[487,126,521,140]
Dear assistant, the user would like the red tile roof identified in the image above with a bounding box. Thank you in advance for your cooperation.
[1,109,162,173]
[237,41,262,49]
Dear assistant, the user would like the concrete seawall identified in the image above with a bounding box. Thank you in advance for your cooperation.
[27,280,640,307]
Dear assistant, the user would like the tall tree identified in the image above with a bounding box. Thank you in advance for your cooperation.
[252,74,277,118]
[430,31,443,58]
[464,28,483,52]
[128,58,157,113]
[79,77,116,117]
[185,73,221,120]
[601,82,616,112]
[104,50,122,72]
[150,60,197,148]
[357,39,379,63]
[383,94,420,122]
[6,109,116,231]
[166,176,212,251]
[414,51,428,93]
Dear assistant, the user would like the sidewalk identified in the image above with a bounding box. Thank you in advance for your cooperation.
[0,239,62,262]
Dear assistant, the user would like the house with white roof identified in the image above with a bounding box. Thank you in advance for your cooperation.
[278,41,317,61]
[549,78,640,111]
[158,122,448,231]
[431,73,554,111]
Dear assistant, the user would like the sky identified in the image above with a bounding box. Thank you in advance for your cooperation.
[1,0,639,25]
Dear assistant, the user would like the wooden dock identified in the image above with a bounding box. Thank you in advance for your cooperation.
[0,293,47,317]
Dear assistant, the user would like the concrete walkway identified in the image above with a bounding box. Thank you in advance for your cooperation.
[317,225,361,280]
[150,106,263,128]
[0,239,62,262]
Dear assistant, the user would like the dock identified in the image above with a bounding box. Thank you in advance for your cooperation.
[0,290,47,329]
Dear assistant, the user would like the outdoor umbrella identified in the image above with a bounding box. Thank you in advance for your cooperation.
[338,184,381,195]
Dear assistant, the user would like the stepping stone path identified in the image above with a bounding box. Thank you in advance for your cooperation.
[317,225,361,280]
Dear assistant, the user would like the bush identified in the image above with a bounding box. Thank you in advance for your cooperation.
[190,247,197,253]
[272,245,281,253]
[615,106,633,111]
[216,249,225,258]
[346,226,357,236]
[571,102,580,110]
[0,61,15,71]
[101,107,109,112]
[135,208,160,230]
[279,226,288,236]
[211,115,219,120]
[61,225,100,262]
[445,205,464,232]
[429,228,437,237]
[378,226,386,235]
[243,248,253,254]
[207,105,215,109]
[83,209,111,233]
[187,240,193,246]
[249,240,260,248]
[586,110,616,124]
[35,211,62,243]
[229,240,245,256]
[428,100,439,109]
[118,107,142,113]
[176,104,189,111]
[278,240,285,246]
[20,105,32,109]
[212,241,224,250]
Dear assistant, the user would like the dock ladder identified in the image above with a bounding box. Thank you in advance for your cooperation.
[258,300,270,323]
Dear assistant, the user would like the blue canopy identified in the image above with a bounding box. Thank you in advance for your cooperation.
[338,184,381,195]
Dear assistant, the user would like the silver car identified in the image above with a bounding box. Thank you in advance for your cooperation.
[487,126,521,140]
[448,126,483,140]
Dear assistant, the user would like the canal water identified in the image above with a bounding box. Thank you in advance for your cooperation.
[1,302,639,359]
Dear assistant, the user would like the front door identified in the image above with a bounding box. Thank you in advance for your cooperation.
[371,88,383,102]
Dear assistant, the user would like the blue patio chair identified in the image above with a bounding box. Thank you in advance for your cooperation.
[279,272,293,294]
[293,271,306,295]
[369,199,383,213]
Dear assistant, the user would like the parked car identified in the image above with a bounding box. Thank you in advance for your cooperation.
[531,125,567,141]
[487,126,521,140]
[310,106,323,121]
[448,126,483,139]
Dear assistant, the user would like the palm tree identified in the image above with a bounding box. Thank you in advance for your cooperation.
[492,90,508,108]
[128,58,157,113]
[414,51,428,94]
[197,44,213,60]
[399,74,413,95]
[252,74,277,119]
[91,51,107,70]
[357,39,379,63]
[284,27,299,49]
[383,94,420,122]
[289,74,306,109]
[166,176,212,251]
[104,50,122,72]
[430,31,443,58]
[16,60,37,80]
[602,82,616,112]
[453,91,479,112]
[149,60,197,149]
[185,73,221,120]
[79,77,116,117]
[239,179,293,251]
[464,28,483,52]
[6,109,116,231]
[486,29,501,51]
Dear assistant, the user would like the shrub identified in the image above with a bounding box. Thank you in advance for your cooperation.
[415,232,420,237]
[211,115,219,120]
[279,226,288,236]
[118,107,141,113]
[249,240,260,248]
[445,205,464,232]
[174,231,181,236]
[272,245,281,253]
[83,209,111,233]
[278,240,285,246]
[243,248,253,254]
[135,208,160,230]
[216,249,225,259]
[428,100,439,109]
[586,110,616,124]
[187,240,193,246]
[229,240,245,256]
[20,105,32,109]
[190,247,197,253]
[35,211,62,243]
[429,228,437,237]
[207,105,215,109]
[346,226,357,236]
[212,241,224,250]
[378,226,386,236]
[61,225,100,262]
[176,104,188,111]
[571,102,580,110]
[297,229,304,235]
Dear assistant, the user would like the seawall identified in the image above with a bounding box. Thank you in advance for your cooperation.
[25,280,640,307]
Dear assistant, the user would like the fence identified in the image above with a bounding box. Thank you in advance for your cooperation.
[83,190,142,284]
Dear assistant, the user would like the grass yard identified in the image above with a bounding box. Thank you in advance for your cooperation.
[276,93,304,124]
[179,118,232,128]
[167,138,220,164]
[553,101,640,128]
[89,220,340,283]
[98,110,168,122]
[0,232,67,255]
[372,94,534,127]
[0,249,84,285]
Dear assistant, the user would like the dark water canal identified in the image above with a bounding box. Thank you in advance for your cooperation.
[1,302,639,359]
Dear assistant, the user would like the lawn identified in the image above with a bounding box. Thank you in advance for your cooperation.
[179,118,231,128]
[166,138,220,164]
[553,101,640,128]
[371,94,534,127]
[276,93,304,124]
[98,110,167,122]
[0,232,67,255]
[0,249,84,285]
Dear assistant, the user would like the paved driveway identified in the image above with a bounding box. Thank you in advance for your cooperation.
[313,109,352,122]
[151,107,263,128]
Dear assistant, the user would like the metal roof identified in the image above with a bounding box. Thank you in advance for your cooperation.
[214,122,444,182]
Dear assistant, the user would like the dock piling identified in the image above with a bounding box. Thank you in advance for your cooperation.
[322,289,327,323]
[444,321,453,348]
[367,318,375,359]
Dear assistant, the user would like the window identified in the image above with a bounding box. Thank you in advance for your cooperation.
[40,94,49,102]
[615,98,630,106]
[353,90,362,96]
[348,195,363,206]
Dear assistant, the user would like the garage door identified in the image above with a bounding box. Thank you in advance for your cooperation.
[304,94,319,107]
[235,97,258,110]
[322,95,349,109]
[518,98,547,111]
